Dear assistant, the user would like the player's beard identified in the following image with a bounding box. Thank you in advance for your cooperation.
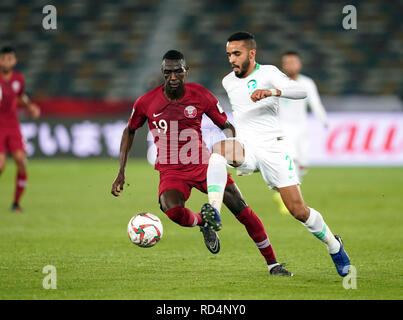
[285,70,298,80]
[164,82,185,101]
[234,59,251,78]
[0,66,13,74]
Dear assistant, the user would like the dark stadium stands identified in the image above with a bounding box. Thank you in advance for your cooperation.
[0,0,401,100]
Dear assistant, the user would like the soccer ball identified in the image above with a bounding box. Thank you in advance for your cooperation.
[127,213,163,248]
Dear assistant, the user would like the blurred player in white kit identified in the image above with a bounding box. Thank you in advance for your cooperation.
[273,51,329,214]
[279,51,328,181]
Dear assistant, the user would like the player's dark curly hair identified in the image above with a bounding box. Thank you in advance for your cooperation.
[227,31,254,42]
[227,31,256,49]
[162,50,185,61]
[282,50,299,57]
[0,46,16,54]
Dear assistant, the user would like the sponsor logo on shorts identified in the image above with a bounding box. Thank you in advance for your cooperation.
[184,106,197,118]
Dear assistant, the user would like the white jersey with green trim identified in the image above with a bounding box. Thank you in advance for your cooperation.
[222,63,307,145]
[279,74,327,129]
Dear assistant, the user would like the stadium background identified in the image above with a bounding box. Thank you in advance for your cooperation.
[1,0,402,300]
[0,0,401,163]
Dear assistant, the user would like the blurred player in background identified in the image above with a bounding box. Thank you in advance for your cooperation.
[221,32,350,277]
[0,46,40,212]
[111,50,292,276]
[274,51,328,214]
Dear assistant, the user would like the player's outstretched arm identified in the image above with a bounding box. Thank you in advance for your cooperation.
[250,89,281,102]
[111,125,135,197]
[18,94,40,119]
[250,66,307,102]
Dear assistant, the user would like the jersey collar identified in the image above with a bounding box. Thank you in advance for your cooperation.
[249,63,260,77]
[238,63,259,79]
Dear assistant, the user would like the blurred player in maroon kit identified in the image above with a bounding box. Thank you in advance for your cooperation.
[0,46,40,212]
[111,50,292,276]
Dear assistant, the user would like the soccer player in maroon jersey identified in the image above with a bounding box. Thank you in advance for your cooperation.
[0,46,40,212]
[111,50,292,276]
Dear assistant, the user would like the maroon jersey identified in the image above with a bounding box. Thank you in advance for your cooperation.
[0,71,25,129]
[128,83,227,172]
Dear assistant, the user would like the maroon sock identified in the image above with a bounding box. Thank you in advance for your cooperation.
[14,171,27,204]
[236,206,277,265]
[165,206,203,227]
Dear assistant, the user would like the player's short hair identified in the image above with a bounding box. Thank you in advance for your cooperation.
[282,50,299,57]
[0,46,16,55]
[227,31,257,49]
[162,50,185,61]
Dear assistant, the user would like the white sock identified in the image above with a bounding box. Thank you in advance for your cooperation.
[207,153,227,213]
[302,207,340,254]
[268,262,280,271]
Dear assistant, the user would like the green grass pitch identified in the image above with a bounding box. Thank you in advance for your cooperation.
[0,159,402,300]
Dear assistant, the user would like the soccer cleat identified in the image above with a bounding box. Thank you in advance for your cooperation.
[199,226,220,254]
[269,263,293,276]
[10,202,22,213]
[272,192,289,215]
[201,203,222,231]
[330,235,351,277]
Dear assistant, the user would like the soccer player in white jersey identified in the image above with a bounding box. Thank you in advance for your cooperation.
[279,51,328,181]
[218,31,350,277]
[272,51,329,214]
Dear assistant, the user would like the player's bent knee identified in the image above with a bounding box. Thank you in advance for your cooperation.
[212,139,245,167]
[12,154,27,173]
[212,142,226,159]
[159,190,185,213]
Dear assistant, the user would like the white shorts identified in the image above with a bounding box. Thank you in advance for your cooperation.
[232,136,300,189]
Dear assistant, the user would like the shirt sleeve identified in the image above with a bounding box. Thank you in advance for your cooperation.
[306,78,328,126]
[203,88,228,127]
[221,77,228,93]
[128,97,147,131]
[268,66,307,99]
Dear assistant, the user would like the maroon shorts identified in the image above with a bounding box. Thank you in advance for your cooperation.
[158,164,234,201]
[0,128,25,154]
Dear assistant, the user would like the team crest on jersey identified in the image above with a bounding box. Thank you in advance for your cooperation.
[184,105,197,118]
[247,79,257,95]
[12,81,20,93]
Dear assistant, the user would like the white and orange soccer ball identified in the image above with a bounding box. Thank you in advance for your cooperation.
[127,213,163,247]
